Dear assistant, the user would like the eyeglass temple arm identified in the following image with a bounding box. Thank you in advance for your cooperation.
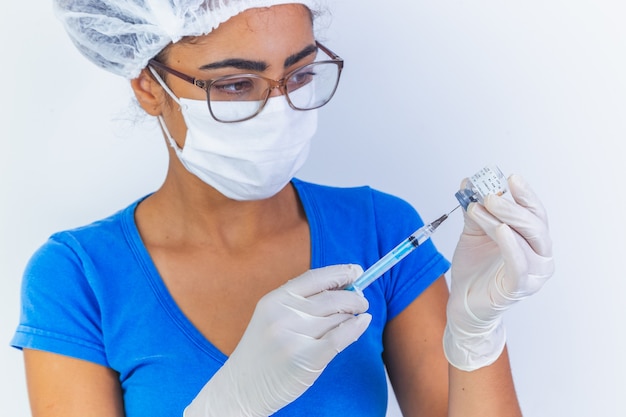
[315,41,342,61]
[148,59,198,86]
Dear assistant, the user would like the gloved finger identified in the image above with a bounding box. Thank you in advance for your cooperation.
[277,291,369,339]
[305,290,369,316]
[469,201,554,279]
[465,202,503,242]
[283,265,364,297]
[461,206,488,236]
[482,191,552,258]
[508,174,550,226]
[313,313,372,363]
[289,313,366,340]
[494,223,554,299]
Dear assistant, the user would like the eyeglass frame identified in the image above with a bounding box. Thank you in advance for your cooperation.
[148,41,343,123]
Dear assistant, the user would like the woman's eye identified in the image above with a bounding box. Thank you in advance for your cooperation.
[211,78,256,95]
[288,71,315,88]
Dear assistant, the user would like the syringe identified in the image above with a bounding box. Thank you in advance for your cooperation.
[346,206,459,293]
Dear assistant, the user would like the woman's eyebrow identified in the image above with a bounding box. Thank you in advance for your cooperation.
[199,59,267,72]
[284,44,317,68]
[198,44,318,72]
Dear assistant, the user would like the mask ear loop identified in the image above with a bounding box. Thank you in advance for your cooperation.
[148,66,182,105]
[148,66,185,153]
[155,115,183,153]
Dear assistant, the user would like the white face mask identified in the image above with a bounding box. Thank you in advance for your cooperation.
[153,71,318,201]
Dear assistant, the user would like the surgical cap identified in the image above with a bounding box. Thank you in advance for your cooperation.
[53,0,321,79]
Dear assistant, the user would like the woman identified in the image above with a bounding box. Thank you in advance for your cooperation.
[12,1,554,416]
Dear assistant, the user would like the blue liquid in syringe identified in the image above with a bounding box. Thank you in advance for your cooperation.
[346,212,450,293]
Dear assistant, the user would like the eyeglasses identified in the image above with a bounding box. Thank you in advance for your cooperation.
[148,41,343,123]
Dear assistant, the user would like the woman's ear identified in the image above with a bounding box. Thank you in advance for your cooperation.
[130,69,164,116]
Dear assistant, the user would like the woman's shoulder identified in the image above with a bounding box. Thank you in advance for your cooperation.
[48,195,147,246]
[292,178,412,205]
[292,178,419,222]
[26,195,148,277]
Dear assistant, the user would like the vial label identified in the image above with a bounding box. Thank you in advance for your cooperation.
[471,166,507,198]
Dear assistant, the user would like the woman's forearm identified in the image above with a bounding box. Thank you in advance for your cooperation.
[448,346,522,417]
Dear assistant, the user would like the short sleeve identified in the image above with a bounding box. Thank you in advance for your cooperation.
[369,191,450,321]
[11,234,109,367]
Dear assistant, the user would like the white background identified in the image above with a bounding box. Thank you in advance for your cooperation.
[2,1,625,416]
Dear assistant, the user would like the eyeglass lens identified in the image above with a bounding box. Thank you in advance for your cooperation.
[208,61,340,122]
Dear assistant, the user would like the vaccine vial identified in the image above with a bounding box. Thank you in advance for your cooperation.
[455,165,508,210]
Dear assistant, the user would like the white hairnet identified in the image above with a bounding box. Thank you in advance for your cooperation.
[53,0,321,79]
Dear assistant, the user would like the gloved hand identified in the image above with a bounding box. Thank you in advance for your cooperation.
[184,265,372,417]
[444,174,554,371]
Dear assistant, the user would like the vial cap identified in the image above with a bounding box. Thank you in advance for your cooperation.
[455,188,479,210]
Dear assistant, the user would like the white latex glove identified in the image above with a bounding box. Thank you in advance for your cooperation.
[184,264,372,417]
[444,174,554,371]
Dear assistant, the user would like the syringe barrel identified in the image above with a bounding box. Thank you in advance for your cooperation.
[347,224,435,293]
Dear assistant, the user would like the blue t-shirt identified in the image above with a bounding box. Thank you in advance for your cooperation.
[11,179,450,416]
